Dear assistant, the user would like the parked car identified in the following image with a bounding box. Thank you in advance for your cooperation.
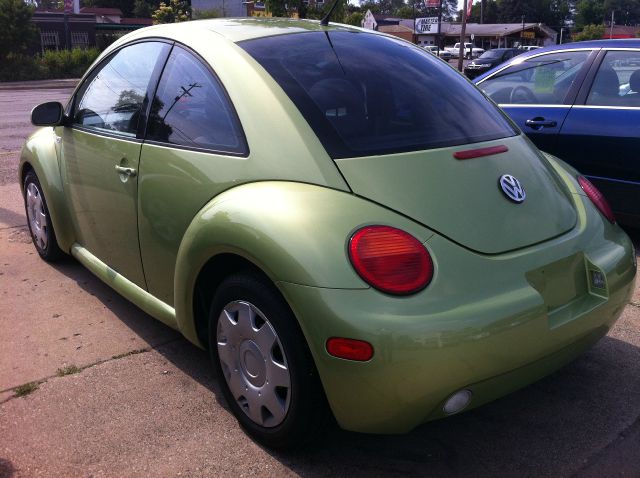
[423,45,453,61]
[464,48,521,79]
[520,45,542,52]
[22,21,636,449]
[448,42,485,59]
[475,39,640,226]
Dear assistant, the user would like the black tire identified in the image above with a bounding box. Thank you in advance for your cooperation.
[208,271,329,449]
[23,170,63,262]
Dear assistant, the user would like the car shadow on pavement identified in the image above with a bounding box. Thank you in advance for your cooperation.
[0,458,16,478]
[48,251,639,477]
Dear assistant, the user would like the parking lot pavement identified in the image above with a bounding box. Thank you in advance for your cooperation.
[1,86,639,477]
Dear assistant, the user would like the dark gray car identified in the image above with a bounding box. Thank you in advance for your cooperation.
[464,48,520,79]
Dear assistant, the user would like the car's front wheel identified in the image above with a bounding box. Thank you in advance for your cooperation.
[23,170,63,262]
[208,271,329,449]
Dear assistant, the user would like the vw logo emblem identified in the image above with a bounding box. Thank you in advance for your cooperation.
[499,174,526,203]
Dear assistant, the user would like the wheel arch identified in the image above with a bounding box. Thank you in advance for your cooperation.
[192,253,270,349]
[19,128,75,252]
[171,181,433,348]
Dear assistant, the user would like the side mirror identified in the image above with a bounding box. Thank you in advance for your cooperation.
[31,102,65,127]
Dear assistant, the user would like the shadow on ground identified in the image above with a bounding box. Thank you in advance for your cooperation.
[44,249,640,477]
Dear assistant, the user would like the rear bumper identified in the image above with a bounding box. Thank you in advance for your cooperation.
[279,198,636,434]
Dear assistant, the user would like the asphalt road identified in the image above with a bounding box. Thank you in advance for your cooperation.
[0,85,639,478]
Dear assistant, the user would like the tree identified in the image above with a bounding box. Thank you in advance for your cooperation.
[133,0,158,18]
[152,0,190,23]
[495,0,569,26]
[441,0,458,20]
[0,0,37,59]
[467,0,500,23]
[265,0,288,16]
[192,8,221,19]
[574,23,605,40]
[344,11,364,26]
[575,0,605,27]
[395,5,414,18]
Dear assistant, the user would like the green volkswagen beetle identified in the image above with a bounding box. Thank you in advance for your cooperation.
[21,19,636,449]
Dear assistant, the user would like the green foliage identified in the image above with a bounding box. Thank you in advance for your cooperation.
[14,382,38,397]
[344,11,364,26]
[0,48,100,82]
[193,8,221,19]
[41,48,101,77]
[265,0,288,17]
[296,0,348,22]
[133,0,158,18]
[0,0,37,60]
[56,365,81,376]
[152,0,190,23]
[395,6,414,18]
[573,23,605,40]
[575,0,604,27]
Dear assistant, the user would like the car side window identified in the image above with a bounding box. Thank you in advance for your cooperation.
[72,42,168,137]
[145,46,247,155]
[479,51,590,105]
[586,50,640,107]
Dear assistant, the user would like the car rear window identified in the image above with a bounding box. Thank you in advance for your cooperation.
[240,31,516,158]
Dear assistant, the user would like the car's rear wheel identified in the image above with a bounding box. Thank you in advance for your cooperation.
[23,170,63,262]
[208,271,329,449]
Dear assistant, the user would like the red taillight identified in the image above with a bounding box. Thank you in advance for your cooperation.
[578,176,615,224]
[326,337,374,361]
[348,225,433,295]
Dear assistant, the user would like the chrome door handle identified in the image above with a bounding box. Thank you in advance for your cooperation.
[115,165,137,177]
[525,118,557,129]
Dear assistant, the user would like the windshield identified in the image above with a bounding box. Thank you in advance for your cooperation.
[241,32,516,158]
[479,50,502,60]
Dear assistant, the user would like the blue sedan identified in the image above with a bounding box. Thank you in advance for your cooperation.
[475,39,640,227]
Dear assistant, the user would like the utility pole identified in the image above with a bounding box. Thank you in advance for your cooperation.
[610,11,614,39]
[457,0,468,72]
[413,0,416,44]
[437,0,443,56]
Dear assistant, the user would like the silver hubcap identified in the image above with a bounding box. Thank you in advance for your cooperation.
[217,301,291,428]
[26,182,48,250]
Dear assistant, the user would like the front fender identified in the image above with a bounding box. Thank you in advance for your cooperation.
[173,181,433,344]
[19,127,74,252]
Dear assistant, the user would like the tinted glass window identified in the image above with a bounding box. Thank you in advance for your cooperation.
[241,32,516,159]
[586,50,640,107]
[73,42,167,137]
[146,46,247,155]
[479,51,589,105]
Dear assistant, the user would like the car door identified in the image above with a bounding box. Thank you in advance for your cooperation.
[137,45,249,305]
[58,41,171,288]
[558,48,640,223]
[476,50,594,154]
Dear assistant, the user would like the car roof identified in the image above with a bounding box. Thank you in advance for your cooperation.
[132,18,362,43]
[473,38,640,82]
[518,38,640,56]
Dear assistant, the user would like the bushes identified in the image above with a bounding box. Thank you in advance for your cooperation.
[0,48,100,82]
[41,48,101,78]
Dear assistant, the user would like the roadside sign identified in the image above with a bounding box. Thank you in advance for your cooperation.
[415,17,440,34]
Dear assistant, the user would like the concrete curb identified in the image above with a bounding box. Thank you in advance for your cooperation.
[0,79,79,91]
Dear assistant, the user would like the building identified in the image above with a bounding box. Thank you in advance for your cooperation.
[601,25,640,39]
[30,5,153,54]
[79,7,122,24]
[362,11,557,49]
[31,10,96,53]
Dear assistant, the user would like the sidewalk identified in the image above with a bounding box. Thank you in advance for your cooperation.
[0,78,79,91]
